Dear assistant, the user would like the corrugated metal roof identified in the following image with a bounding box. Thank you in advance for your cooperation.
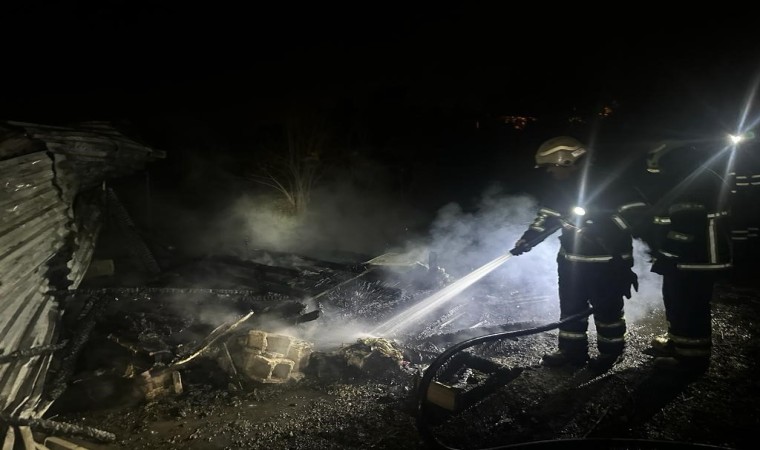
[0,121,163,422]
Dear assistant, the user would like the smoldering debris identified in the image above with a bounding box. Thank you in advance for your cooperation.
[306,337,414,383]
[45,250,434,418]
[38,246,760,450]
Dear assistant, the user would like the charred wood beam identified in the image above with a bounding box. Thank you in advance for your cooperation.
[0,412,115,443]
[54,286,304,298]
[221,343,243,390]
[156,256,311,298]
[171,311,254,367]
[0,342,68,365]
[245,248,371,273]
[207,255,305,278]
[40,294,110,411]
[295,309,321,324]
[53,286,272,297]
[306,267,377,302]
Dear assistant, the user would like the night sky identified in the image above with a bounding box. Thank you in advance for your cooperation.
[3,3,760,209]
[4,5,758,121]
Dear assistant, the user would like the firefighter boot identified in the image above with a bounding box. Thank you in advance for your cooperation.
[541,350,589,367]
[646,334,675,357]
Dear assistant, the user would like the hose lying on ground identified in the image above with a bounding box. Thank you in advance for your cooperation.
[415,307,593,450]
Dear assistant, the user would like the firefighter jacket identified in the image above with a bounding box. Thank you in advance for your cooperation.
[727,141,760,245]
[519,170,647,267]
[637,164,732,273]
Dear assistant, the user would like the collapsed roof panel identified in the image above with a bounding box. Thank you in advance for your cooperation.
[0,121,164,425]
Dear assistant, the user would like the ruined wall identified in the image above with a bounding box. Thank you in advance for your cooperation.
[0,121,164,422]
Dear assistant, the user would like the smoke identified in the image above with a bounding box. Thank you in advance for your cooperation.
[388,183,559,281]
[380,183,665,336]
[627,238,664,322]
[384,183,564,332]
[136,170,665,343]
[223,178,428,260]
[290,313,379,350]
[425,183,553,279]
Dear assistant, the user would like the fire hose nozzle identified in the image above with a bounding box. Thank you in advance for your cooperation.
[509,240,531,256]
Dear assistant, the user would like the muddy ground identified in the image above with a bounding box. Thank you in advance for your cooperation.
[44,258,760,450]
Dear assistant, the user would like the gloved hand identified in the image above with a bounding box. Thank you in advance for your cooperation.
[510,239,532,256]
[622,269,639,299]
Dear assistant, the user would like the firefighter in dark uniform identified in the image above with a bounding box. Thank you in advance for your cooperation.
[513,136,645,369]
[727,134,760,279]
[639,141,733,373]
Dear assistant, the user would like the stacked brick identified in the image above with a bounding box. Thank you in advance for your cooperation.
[233,330,313,383]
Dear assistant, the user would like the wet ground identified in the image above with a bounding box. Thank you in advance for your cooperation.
[48,261,760,450]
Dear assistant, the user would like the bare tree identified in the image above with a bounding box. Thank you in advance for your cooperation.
[249,115,330,215]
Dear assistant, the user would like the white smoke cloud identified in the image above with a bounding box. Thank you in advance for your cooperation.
[176,175,664,340]
[627,238,664,322]
[222,179,428,260]
[380,183,665,336]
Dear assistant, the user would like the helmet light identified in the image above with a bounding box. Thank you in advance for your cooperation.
[729,131,755,145]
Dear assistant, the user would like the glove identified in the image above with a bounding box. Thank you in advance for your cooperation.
[510,239,532,256]
[622,269,639,299]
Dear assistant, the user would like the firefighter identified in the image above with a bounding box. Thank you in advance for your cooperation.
[513,136,645,370]
[727,134,760,279]
[639,141,733,373]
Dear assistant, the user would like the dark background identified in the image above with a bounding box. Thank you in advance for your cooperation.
[3,2,760,221]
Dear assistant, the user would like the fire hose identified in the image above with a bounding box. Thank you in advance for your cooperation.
[414,221,625,449]
[415,307,594,450]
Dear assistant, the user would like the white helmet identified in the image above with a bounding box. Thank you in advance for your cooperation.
[535,136,587,168]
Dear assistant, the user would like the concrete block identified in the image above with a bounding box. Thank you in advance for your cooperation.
[242,353,294,383]
[138,369,183,400]
[265,334,293,356]
[287,340,313,372]
[246,330,267,350]
[237,331,314,381]
[238,347,262,365]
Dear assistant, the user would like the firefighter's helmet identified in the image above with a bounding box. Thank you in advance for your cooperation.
[534,136,587,168]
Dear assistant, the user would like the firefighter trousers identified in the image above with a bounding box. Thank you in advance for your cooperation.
[660,269,715,361]
[556,260,627,357]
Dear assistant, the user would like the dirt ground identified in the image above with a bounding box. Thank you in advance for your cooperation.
[43,262,760,450]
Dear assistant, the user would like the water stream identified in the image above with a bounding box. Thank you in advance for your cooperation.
[370,253,515,337]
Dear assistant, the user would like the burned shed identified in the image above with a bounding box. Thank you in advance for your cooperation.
[0,121,164,444]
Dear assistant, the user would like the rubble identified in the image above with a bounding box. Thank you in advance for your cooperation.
[341,337,404,373]
[28,246,760,450]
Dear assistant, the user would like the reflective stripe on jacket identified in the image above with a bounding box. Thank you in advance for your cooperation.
[651,203,732,271]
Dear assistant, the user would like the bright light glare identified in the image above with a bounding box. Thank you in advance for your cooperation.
[729,131,756,145]
[572,206,586,216]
